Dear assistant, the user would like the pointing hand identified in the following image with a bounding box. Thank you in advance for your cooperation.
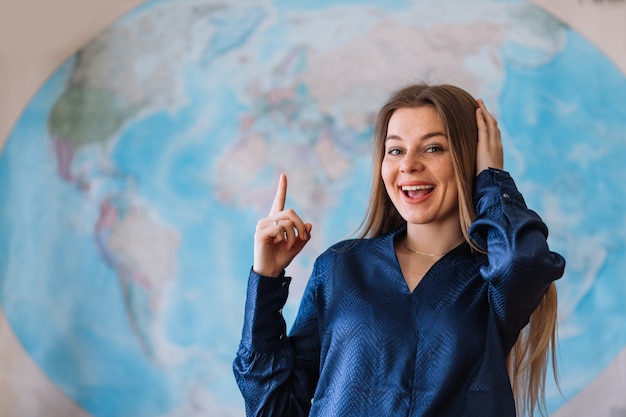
[252,174,313,277]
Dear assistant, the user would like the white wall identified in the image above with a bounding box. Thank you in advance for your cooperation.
[0,0,146,153]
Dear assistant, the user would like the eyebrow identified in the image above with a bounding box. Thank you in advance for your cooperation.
[385,131,448,142]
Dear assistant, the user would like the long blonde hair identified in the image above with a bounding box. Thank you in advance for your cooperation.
[357,83,558,416]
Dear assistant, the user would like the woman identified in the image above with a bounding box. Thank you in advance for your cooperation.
[233,83,566,417]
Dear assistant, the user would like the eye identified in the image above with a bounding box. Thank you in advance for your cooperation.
[386,148,403,156]
[424,145,444,153]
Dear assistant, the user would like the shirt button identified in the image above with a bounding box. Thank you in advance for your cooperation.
[279,334,284,340]
[502,193,510,198]
[278,308,282,314]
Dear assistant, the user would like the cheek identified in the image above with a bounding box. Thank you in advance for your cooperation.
[437,159,457,185]
[445,182,460,211]
[381,162,395,190]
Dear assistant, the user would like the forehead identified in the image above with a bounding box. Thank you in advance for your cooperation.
[387,106,444,136]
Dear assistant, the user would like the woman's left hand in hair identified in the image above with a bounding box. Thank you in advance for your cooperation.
[475,99,504,175]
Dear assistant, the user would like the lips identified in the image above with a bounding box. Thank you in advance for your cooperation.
[401,184,435,199]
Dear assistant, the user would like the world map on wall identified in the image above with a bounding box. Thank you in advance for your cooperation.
[1,0,625,415]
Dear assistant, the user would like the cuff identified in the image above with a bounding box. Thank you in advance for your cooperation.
[240,268,292,351]
[474,168,526,214]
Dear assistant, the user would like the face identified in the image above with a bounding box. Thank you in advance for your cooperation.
[381,106,459,228]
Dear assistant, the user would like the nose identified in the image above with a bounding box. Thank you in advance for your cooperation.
[400,153,425,173]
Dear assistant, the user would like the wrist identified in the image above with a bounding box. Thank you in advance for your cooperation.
[252,266,284,278]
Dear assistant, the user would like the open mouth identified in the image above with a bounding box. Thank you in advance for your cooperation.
[401,184,435,199]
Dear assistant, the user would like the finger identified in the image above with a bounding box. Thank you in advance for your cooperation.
[272,224,286,243]
[476,108,488,142]
[255,219,285,244]
[475,100,504,173]
[281,208,310,241]
[476,99,499,137]
[301,223,312,242]
[282,220,298,249]
[289,228,312,254]
[272,218,303,250]
[260,219,287,244]
[287,223,313,252]
[477,99,492,121]
[476,107,486,129]
[268,174,287,216]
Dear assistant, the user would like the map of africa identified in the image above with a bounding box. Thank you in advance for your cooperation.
[0,0,625,416]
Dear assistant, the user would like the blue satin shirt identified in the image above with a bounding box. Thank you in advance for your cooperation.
[233,169,566,416]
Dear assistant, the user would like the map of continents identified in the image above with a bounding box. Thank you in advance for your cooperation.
[0,0,625,416]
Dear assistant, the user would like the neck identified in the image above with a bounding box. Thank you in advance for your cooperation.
[404,221,465,256]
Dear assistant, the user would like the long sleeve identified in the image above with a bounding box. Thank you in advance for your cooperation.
[233,268,321,417]
[469,168,566,347]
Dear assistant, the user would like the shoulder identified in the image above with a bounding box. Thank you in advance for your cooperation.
[315,238,367,266]
[321,233,391,258]
[312,231,397,276]
[306,234,395,294]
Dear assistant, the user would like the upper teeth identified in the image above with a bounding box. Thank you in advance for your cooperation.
[402,185,434,191]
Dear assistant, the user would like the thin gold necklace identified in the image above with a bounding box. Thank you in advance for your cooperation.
[402,240,447,257]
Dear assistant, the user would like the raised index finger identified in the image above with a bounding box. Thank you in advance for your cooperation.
[269,173,287,216]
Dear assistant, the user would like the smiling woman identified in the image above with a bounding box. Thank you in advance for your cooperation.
[1,0,624,415]
[233,83,566,417]
[382,106,460,239]
[381,106,462,291]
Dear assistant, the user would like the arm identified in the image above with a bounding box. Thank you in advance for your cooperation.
[233,174,317,416]
[233,269,320,417]
[470,100,565,342]
[469,168,565,341]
